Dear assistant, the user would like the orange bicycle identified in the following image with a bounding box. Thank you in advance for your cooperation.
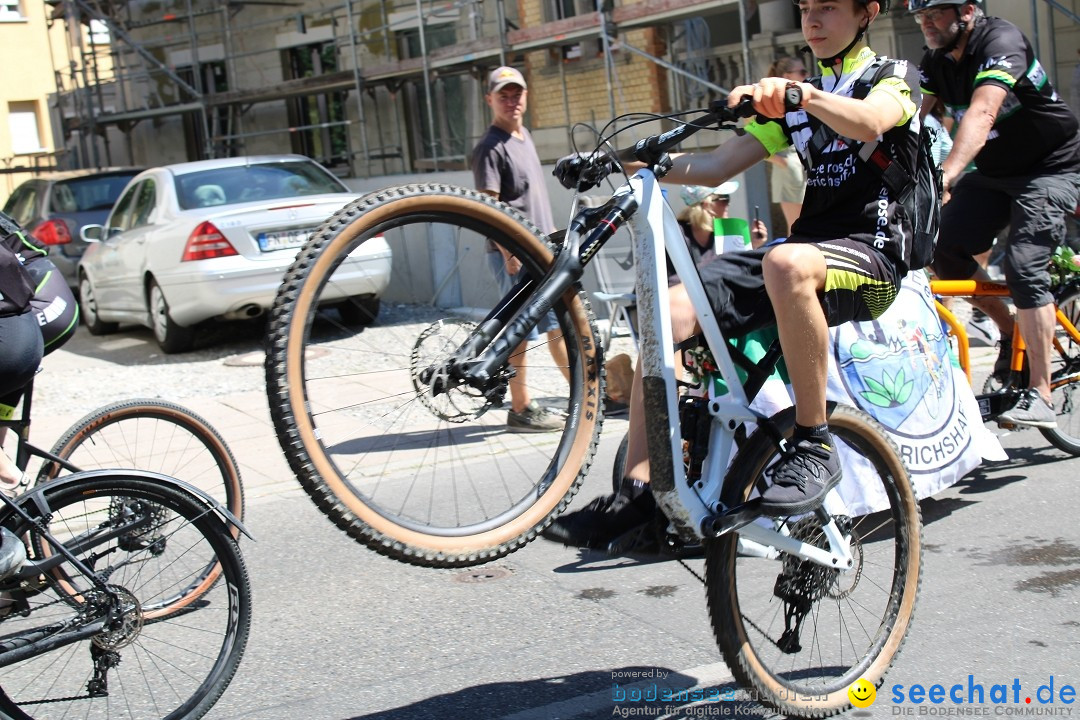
[932,276,1080,454]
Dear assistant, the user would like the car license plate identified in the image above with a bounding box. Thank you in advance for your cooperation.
[257,228,315,252]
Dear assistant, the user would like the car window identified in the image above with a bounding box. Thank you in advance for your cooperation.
[3,184,39,226]
[109,182,141,233]
[130,179,157,229]
[174,160,348,210]
[50,173,140,214]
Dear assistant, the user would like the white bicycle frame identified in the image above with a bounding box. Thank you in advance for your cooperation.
[604,167,854,570]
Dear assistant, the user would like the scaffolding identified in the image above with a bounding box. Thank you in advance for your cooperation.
[45,0,790,178]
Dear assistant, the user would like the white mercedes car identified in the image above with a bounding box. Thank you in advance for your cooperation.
[78,155,391,353]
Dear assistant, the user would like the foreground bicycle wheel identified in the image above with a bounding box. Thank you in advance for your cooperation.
[38,399,245,523]
[1043,285,1080,455]
[267,184,604,567]
[706,404,921,717]
[0,474,251,720]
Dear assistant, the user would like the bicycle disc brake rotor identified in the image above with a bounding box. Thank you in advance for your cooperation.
[87,585,143,650]
[410,318,495,423]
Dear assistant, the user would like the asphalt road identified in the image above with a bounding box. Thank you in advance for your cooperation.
[25,324,1080,720]
[205,424,1080,720]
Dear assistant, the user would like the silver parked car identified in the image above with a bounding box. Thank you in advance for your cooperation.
[78,155,391,353]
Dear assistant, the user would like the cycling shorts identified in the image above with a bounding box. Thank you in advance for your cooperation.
[932,170,1080,309]
[693,236,903,337]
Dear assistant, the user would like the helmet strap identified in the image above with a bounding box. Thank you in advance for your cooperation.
[816,21,869,68]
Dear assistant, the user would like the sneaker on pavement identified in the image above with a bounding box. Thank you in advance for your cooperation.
[966,309,1000,348]
[997,389,1056,429]
[507,400,563,433]
[542,489,656,551]
[0,527,26,581]
[760,438,843,517]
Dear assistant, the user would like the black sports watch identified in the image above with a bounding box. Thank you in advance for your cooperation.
[784,82,804,112]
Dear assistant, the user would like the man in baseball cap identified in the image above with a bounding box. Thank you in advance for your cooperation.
[487,66,526,95]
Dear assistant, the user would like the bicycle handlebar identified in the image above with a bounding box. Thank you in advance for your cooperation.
[630,97,756,168]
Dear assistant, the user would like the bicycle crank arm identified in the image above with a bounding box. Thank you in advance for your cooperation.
[701,499,763,537]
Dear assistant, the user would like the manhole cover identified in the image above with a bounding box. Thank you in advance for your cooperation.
[451,566,513,584]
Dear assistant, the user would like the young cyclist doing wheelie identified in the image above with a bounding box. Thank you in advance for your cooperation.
[545,0,924,550]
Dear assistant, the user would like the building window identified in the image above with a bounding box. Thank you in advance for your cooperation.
[89,19,110,45]
[8,102,45,155]
[545,0,598,62]
[0,2,23,20]
[283,42,350,171]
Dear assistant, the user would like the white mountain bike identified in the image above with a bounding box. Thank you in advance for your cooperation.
[266,99,922,717]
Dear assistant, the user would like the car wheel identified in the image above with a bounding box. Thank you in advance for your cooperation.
[79,273,119,335]
[148,280,195,354]
[338,296,380,326]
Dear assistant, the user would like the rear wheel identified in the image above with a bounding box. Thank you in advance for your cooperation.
[34,400,244,616]
[0,474,251,720]
[149,280,195,353]
[266,184,604,567]
[706,404,921,717]
[38,398,244,524]
[1042,285,1080,455]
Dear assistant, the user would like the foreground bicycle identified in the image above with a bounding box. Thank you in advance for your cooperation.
[266,100,921,715]
[933,277,1080,453]
[0,470,252,719]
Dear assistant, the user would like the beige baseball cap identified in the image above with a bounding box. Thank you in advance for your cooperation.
[487,66,527,94]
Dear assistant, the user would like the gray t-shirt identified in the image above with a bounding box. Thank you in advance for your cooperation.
[471,125,555,236]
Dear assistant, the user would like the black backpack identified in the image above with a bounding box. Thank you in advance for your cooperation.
[806,57,944,272]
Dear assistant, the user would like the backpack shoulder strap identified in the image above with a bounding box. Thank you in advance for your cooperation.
[806,56,891,160]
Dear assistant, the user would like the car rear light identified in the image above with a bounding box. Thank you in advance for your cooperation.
[31,219,72,246]
[182,221,238,262]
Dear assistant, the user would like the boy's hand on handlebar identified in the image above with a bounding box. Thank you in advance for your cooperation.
[553,152,619,192]
[730,78,808,119]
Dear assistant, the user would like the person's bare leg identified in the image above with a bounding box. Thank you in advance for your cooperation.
[508,341,530,413]
[780,201,801,236]
[762,244,828,426]
[1017,303,1054,402]
[545,332,570,383]
[0,428,23,494]
[624,283,701,485]
[964,264,1016,336]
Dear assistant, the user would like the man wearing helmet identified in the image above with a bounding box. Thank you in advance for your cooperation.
[913,0,1080,428]
[545,0,922,550]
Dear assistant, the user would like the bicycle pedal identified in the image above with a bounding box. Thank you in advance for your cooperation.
[605,522,654,555]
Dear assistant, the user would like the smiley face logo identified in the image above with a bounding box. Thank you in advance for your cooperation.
[848,678,876,708]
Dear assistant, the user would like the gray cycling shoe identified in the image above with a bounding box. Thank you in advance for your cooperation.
[0,527,27,581]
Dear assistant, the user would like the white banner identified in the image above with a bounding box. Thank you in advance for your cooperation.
[743,270,1004,516]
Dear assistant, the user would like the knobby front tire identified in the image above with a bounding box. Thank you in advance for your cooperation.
[705,404,922,717]
[0,474,251,720]
[266,184,605,567]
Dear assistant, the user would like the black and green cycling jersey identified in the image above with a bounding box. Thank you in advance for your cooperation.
[743,47,921,271]
[918,16,1080,178]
